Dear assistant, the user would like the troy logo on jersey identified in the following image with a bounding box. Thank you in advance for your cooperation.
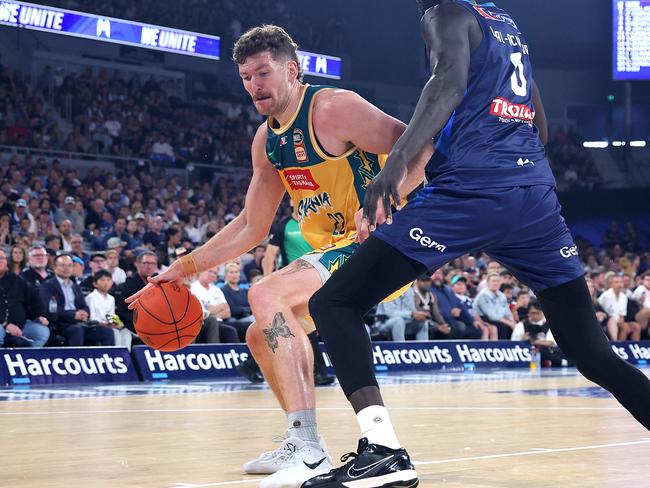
[489,97,535,124]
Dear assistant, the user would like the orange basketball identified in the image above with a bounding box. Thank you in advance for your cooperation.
[134,282,203,352]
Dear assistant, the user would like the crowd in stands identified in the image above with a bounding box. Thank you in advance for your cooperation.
[1,149,647,361]
[547,127,603,191]
[369,243,650,366]
[1,64,262,168]
[0,151,296,349]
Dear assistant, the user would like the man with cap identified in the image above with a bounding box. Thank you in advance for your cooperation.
[11,199,34,231]
[54,196,81,228]
[451,275,496,340]
[430,269,483,340]
[80,252,109,295]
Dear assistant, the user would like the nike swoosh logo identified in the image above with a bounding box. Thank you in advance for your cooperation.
[347,456,395,478]
[304,457,327,470]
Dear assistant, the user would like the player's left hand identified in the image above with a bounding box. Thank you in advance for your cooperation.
[362,162,406,232]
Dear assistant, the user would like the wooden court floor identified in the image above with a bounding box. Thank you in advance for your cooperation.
[1,370,649,488]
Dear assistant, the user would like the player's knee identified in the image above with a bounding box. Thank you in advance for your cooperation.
[248,279,279,315]
[245,321,263,348]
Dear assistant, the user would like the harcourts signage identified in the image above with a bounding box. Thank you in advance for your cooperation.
[611,341,650,366]
[133,344,251,381]
[359,341,532,372]
[0,347,138,386]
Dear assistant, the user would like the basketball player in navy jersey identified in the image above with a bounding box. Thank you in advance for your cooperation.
[304,1,650,486]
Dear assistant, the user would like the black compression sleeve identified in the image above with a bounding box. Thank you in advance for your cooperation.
[309,236,426,398]
[538,277,650,430]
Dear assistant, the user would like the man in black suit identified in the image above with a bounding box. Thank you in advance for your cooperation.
[0,248,50,347]
[40,254,115,346]
[116,251,158,333]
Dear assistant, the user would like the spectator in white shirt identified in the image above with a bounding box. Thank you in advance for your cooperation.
[598,275,641,341]
[474,273,517,339]
[85,270,132,349]
[631,271,650,334]
[106,249,126,286]
[190,267,238,343]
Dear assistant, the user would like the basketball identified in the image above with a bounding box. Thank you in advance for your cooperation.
[134,282,203,352]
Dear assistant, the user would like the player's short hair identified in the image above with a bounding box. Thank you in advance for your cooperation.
[233,25,304,82]
[487,273,501,281]
[529,300,543,312]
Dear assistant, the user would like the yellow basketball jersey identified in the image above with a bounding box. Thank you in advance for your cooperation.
[266,85,384,249]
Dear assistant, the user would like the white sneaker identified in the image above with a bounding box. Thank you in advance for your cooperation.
[243,434,330,475]
[259,437,333,488]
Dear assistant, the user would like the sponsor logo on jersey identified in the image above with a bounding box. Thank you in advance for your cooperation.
[293,128,308,163]
[517,158,535,167]
[473,6,518,29]
[280,135,288,146]
[560,245,578,259]
[409,227,446,252]
[489,97,535,124]
[298,192,333,221]
[284,168,320,191]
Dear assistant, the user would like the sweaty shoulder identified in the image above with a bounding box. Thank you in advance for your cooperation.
[421,1,481,44]
[312,89,361,128]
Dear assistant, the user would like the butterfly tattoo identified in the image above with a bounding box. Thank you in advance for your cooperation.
[263,312,295,353]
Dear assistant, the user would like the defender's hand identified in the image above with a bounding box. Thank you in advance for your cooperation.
[362,162,405,231]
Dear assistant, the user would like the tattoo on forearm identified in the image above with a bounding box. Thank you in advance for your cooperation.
[278,259,314,275]
[263,312,295,353]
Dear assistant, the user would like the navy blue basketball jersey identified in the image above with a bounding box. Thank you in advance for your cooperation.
[427,0,556,190]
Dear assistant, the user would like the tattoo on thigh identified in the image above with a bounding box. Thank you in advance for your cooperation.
[263,312,295,353]
[278,259,314,275]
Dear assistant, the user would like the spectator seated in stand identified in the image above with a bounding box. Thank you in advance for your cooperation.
[85,270,132,349]
[190,267,239,344]
[0,248,50,347]
[598,275,641,341]
[40,254,114,347]
[430,269,483,340]
[511,301,568,367]
[473,273,518,339]
[373,281,429,342]
[21,245,53,291]
[631,271,650,337]
[220,262,255,342]
[450,275,497,340]
[116,251,158,335]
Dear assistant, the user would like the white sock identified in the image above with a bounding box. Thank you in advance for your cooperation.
[356,405,401,449]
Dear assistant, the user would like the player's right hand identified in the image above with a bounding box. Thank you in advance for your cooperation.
[124,261,185,310]
[362,163,405,231]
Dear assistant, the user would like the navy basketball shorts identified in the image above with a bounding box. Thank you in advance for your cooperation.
[372,184,585,293]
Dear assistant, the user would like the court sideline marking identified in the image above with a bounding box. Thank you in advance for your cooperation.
[0,405,626,415]
[169,438,650,488]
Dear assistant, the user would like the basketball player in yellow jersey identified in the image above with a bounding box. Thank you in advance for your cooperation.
[126,25,431,488]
